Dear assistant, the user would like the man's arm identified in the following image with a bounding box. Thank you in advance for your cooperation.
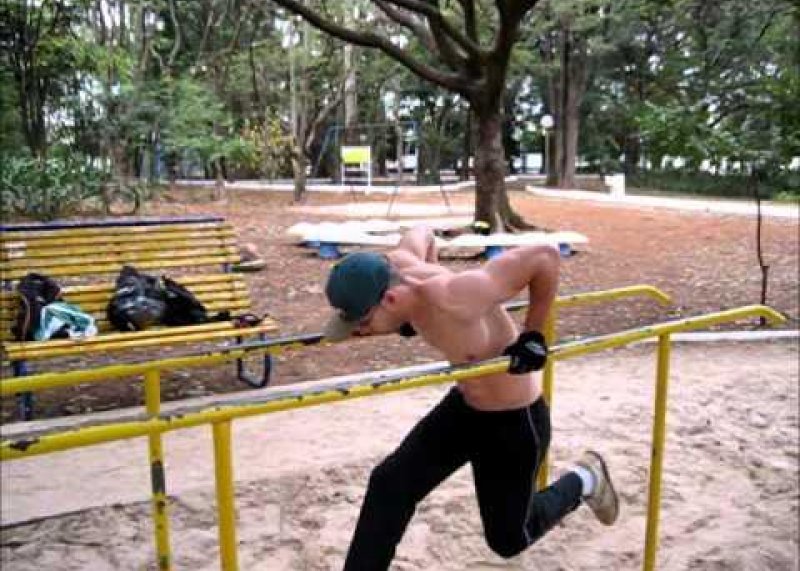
[395,225,438,262]
[439,244,560,331]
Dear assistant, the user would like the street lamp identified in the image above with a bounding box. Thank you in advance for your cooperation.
[540,114,554,179]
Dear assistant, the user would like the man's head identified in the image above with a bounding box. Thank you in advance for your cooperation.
[323,252,392,341]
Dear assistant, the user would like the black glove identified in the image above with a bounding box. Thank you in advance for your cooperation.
[503,330,548,374]
[398,322,417,337]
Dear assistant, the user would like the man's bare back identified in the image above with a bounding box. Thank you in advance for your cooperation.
[387,250,541,411]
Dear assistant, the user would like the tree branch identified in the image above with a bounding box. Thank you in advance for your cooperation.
[383,0,486,58]
[167,0,181,69]
[270,0,474,95]
[374,0,438,56]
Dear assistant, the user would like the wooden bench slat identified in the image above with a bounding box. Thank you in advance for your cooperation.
[0,300,253,341]
[1,237,238,262]
[2,319,278,361]
[0,292,250,320]
[1,221,233,240]
[0,254,242,280]
[3,246,239,271]
[7,274,248,297]
[0,274,247,303]
[1,229,236,253]
[3,317,275,349]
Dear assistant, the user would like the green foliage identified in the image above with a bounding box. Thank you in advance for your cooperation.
[629,170,799,200]
[0,154,110,221]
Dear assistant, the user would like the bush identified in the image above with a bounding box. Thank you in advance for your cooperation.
[0,154,110,221]
[628,170,799,201]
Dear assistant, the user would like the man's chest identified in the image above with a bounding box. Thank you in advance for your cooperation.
[414,311,513,364]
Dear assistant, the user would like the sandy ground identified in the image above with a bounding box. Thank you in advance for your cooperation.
[2,341,798,570]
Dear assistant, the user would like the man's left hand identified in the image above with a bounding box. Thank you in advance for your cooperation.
[503,330,548,374]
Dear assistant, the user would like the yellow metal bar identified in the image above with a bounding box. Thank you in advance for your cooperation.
[0,332,314,397]
[4,318,275,361]
[213,422,239,571]
[557,284,672,308]
[503,284,671,314]
[643,334,671,571]
[553,305,784,362]
[145,370,172,571]
[2,283,672,395]
[2,305,785,462]
[536,309,557,491]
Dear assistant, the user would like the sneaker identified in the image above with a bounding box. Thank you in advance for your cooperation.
[575,450,619,525]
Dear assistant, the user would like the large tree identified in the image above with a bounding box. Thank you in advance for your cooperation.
[269,0,542,230]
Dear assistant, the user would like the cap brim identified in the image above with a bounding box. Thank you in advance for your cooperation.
[323,312,359,342]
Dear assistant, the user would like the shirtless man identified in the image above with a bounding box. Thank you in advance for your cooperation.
[323,225,619,569]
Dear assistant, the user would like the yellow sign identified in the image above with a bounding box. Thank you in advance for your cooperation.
[341,146,371,164]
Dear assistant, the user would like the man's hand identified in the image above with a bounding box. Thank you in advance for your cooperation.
[503,330,548,374]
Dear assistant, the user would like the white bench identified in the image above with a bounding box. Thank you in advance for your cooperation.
[287,222,587,259]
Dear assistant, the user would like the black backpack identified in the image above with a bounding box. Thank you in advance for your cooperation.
[107,265,167,331]
[162,276,211,326]
[12,273,63,341]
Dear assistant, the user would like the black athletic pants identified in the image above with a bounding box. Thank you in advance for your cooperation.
[343,387,584,569]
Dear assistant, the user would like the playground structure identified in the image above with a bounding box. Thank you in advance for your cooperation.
[0,284,786,571]
[313,121,420,185]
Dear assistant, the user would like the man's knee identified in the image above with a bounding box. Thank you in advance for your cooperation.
[368,456,408,496]
[484,517,547,558]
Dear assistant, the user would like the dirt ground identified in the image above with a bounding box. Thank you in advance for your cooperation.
[2,342,798,570]
[1,186,797,422]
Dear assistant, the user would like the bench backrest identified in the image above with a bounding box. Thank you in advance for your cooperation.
[0,218,240,282]
[0,218,248,341]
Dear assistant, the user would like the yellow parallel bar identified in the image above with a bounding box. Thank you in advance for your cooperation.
[3,318,274,361]
[556,284,672,308]
[644,334,671,571]
[213,422,239,571]
[0,359,510,460]
[1,284,672,394]
[1,305,785,461]
[536,309,557,491]
[552,305,784,361]
[145,371,172,571]
[0,334,315,396]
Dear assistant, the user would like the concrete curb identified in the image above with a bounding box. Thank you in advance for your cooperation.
[525,186,799,219]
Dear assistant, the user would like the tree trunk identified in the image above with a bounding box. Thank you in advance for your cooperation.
[291,144,308,203]
[473,111,539,231]
[546,75,561,187]
[473,112,504,229]
[212,159,225,201]
[343,44,358,144]
[460,108,472,181]
[546,23,588,189]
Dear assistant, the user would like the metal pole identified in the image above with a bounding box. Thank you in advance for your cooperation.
[644,333,672,571]
[213,421,239,571]
[144,370,172,571]
[536,309,557,491]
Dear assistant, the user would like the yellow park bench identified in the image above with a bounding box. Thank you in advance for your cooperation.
[0,216,279,420]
